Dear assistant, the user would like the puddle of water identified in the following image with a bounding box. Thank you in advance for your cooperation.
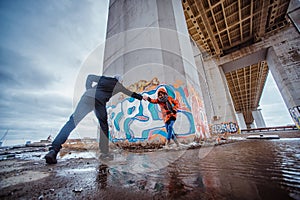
[278,138,300,141]
[59,167,96,174]
[94,139,300,199]
[228,136,246,140]
[59,151,98,160]
[0,171,49,189]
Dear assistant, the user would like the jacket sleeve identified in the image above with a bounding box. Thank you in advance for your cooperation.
[147,97,159,104]
[116,82,143,100]
[171,98,179,112]
[86,74,101,90]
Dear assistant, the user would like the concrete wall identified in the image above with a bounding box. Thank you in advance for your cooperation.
[103,0,210,143]
[199,58,237,125]
[266,27,300,108]
[266,26,300,128]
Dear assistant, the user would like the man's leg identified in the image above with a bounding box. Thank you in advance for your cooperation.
[51,96,94,151]
[50,115,76,153]
[94,101,109,154]
[46,96,93,164]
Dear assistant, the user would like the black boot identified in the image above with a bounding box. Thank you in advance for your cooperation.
[45,150,58,164]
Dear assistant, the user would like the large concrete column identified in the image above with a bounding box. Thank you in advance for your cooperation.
[102,0,210,143]
[199,58,237,124]
[266,26,300,128]
[252,109,266,128]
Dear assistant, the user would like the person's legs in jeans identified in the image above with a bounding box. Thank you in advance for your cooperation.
[51,96,94,152]
[165,119,175,146]
[94,100,109,154]
[171,127,179,147]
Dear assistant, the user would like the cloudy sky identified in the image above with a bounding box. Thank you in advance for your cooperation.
[0,0,109,145]
[0,0,294,146]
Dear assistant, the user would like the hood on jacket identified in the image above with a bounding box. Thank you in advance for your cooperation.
[157,87,167,95]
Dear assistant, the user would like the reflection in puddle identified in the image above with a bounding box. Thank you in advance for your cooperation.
[97,164,109,189]
[58,167,96,176]
[93,139,300,199]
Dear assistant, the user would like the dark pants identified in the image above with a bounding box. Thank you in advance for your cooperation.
[51,96,95,152]
[51,95,110,154]
[94,99,109,154]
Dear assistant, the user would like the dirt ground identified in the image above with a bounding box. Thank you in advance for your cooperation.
[0,152,156,200]
[0,130,299,200]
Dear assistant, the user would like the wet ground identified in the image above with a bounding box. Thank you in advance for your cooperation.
[0,131,299,200]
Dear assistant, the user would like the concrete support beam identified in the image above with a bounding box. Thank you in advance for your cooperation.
[198,57,237,124]
[216,25,300,129]
[216,26,299,67]
[266,27,300,128]
[252,109,266,128]
[265,26,300,128]
[236,112,247,130]
[266,31,300,108]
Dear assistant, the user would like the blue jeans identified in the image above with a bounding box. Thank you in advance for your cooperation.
[165,119,176,141]
[51,95,95,152]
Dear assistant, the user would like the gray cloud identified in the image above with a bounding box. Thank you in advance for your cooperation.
[0,47,59,89]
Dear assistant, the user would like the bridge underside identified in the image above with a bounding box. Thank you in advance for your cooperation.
[182,0,291,127]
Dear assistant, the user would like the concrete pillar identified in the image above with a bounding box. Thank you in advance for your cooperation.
[102,0,210,143]
[266,26,300,128]
[236,113,247,130]
[252,109,266,128]
[191,41,214,125]
[200,58,237,124]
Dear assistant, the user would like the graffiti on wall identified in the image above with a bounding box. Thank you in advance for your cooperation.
[289,105,300,129]
[210,122,239,134]
[107,77,209,142]
[187,82,210,139]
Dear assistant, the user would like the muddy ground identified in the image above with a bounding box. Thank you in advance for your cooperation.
[0,131,299,200]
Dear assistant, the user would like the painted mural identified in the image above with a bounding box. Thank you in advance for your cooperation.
[186,82,210,140]
[289,105,300,129]
[107,77,209,143]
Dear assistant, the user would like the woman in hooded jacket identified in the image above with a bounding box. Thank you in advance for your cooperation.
[143,87,180,148]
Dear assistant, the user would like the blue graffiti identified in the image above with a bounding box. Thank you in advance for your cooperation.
[108,84,196,141]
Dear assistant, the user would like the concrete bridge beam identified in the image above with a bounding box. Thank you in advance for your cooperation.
[236,112,247,130]
[216,25,300,128]
[252,109,266,128]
